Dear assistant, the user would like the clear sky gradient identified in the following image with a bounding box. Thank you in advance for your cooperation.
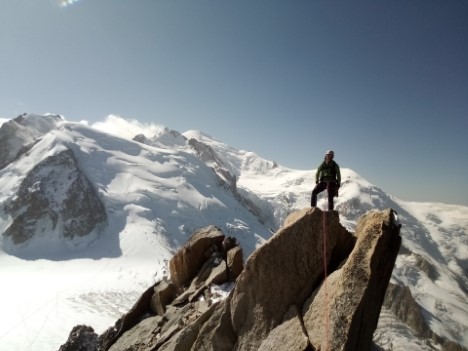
[1,0,467,205]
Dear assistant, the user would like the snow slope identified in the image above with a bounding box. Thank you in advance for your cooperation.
[184,129,468,349]
[0,114,467,350]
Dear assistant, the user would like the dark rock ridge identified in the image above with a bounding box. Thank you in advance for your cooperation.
[187,138,238,192]
[188,138,270,228]
[59,208,401,351]
[59,325,98,351]
[133,128,187,148]
[134,134,273,230]
[383,283,467,351]
[3,148,106,246]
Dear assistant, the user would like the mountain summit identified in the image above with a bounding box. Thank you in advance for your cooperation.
[60,207,402,351]
[0,114,467,350]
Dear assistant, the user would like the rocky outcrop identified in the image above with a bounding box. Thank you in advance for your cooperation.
[383,283,468,351]
[169,225,226,289]
[0,113,62,170]
[59,325,98,351]
[188,138,237,191]
[302,210,401,351]
[188,208,400,351]
[59,208,401,351]
[188,138,272,228]
[3,148,106,245]
[133,128,187,148]
[91,226,243,351]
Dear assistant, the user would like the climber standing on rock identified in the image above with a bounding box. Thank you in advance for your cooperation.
[311,150,341,211]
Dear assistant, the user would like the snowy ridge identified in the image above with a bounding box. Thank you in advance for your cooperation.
[0,114,467,350]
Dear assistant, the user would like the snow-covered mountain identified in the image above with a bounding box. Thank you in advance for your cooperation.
[0,114,466,351]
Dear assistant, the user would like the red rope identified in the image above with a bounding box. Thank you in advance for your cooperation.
[322,208,330,351]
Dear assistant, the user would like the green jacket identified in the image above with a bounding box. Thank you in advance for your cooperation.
[316,160,341,184]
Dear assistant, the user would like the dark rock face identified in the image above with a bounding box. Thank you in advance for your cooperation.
[3,148,106,245]
[188,138,237,192]
[188,138,271,227]
[384,283,431,338]
[59,208,402,351]
[58,325,98,351]
[383,283,468,351]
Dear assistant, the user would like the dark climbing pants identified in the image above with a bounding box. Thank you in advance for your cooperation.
[311,181,338,211]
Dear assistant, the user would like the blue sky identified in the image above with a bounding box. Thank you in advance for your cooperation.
[1,0,467,205]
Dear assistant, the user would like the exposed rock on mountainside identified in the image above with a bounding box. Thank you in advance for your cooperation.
[59,325,98,351]
[0,113,62,170]
[188,138,271,228]
[97,225,243,351]
[133,127,187,148]
[188,137,238,192]
[3,148,106,246]
[383,283,467,351]
[60,207,401,351]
